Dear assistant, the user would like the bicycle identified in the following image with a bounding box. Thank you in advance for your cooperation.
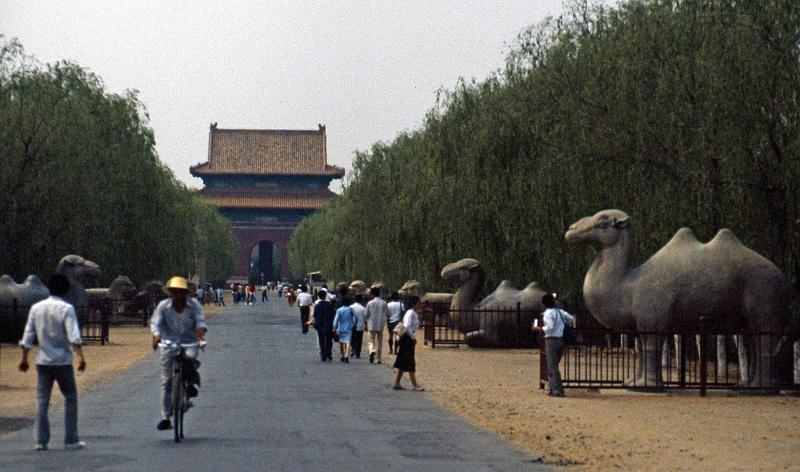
[160,340,205,443]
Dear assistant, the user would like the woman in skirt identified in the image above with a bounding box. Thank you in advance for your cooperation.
[392,296,424,391]
[333,296,354,363]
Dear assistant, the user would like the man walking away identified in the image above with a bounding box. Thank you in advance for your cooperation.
[534,293,574,397]
[386,292,404,354]
[364,287,388,364]
[350,296,366,358]
[297,285,313,334]
[309,290,335,361]
[18,273,87,451]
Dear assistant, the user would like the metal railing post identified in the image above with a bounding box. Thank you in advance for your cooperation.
[538,324,547,389]
[515,302,521,349]
[679,334,686,388]
[699,317,707,397]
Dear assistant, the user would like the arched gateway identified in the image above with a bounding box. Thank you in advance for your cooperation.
[191,123,344,283]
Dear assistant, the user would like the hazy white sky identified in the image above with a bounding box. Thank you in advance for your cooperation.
[1,1,566,189]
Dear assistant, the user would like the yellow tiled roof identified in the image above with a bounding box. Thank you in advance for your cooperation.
[190,125,345,177]
[198,187,338,210]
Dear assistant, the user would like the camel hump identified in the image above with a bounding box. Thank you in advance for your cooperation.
[0,274,15,286]
[496,280,517,291]
[708,228,741,247]
[523,281,542,291]
[671,227,700,245]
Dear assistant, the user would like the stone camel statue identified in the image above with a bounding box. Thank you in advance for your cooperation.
[87,276,139,319]
[440,258,546,347]
[0,274,50,342]
[348,280,370,299]
[56,254,101,311]
[398,280,453,305]
[369,282,388,300]
[565,209,793,388]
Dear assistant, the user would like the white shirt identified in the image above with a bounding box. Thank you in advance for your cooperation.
[387,301,404,323]
[364,298,388,331]
[402,308,420,340]
[298,291,314,307]
[326,292,336,303]
[542,308,574,338]
[19,296,83,365]
[351,302,366,331]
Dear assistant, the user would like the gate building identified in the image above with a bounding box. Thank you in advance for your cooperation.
[191,123,344,283]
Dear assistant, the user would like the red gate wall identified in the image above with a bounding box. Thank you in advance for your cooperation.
[232,227,293,280]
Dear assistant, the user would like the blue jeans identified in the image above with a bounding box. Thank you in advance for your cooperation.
[36,365,79,446]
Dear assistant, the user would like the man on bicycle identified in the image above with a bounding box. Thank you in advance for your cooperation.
[151,276,207,431]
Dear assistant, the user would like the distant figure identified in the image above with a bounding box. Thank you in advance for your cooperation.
[18,273,87,450]
[350,296,366,359]
[288,287,296,307]
[196,286,205,306]
[392,295,423,391]
[534,293,574,397]
[309,290,335,361]
[386,292,404,355]
[364,287,388,364]
[261,286,268,303]
[215,287,225,306]
[297,285,313,334]
[333,296,354,363]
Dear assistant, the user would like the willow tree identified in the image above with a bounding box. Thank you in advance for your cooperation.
[0,37,237,286]
[291,0,799,313]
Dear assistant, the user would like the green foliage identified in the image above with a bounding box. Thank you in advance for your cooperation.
[0,37,237,286]
[290,0,800,307]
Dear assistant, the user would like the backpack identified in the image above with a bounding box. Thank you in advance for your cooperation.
[557,309,577,345]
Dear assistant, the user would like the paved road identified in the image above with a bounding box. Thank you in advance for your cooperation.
[0,297,551,471]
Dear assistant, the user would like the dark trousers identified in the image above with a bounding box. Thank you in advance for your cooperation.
[300,306,310,333]
[316,329,333,360]
[351,330,364,358]
[545,337,565,394]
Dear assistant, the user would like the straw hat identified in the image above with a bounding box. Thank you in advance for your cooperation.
[163,276,189,293]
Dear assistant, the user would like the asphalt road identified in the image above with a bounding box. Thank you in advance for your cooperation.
[0,297,551,471]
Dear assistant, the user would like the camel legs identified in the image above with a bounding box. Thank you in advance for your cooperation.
[626,334,664,388]
[794,340,800,385]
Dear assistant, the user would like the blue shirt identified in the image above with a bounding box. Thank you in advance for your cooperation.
[19,296,83,365]
[333,306,354,334]
[150,298,207,344]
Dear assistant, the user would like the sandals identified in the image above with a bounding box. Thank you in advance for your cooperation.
[412,387,425,392]
[392,385,405,390]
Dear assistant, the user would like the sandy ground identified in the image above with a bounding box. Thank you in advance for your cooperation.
[411,344,800,471]
[0,304,223,436]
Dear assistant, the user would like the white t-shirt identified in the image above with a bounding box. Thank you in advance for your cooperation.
[350,302,366,331]
[298,291,314,307]
[402,308,420,340]
[542,308,574,338]
[387,301,404,323]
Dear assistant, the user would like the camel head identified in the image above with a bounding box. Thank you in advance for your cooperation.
[441,258,485,285]
[57,255,87,281]
[565,209,631,249]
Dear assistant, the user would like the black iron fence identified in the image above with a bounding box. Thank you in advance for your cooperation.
[421,302,539,349]
[537,320,800,396]
[0,295,165,345]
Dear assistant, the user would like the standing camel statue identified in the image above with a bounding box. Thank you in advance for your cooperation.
[565,209,792,388]
[441,258,546,347]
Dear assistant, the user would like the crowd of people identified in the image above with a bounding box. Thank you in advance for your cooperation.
[301,284,425,392]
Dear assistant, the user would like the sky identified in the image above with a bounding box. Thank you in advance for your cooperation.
[1,1,567,190]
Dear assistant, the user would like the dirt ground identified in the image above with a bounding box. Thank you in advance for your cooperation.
[411,344,800,471]
[4,306,798,470]
[0,304,223,436]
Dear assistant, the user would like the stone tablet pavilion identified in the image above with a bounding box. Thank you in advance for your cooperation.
[191,123,344,283]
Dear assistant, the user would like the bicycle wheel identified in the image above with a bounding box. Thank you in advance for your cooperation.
[171,368,183,443]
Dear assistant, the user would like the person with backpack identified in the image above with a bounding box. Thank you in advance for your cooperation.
[534,293,574,397]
